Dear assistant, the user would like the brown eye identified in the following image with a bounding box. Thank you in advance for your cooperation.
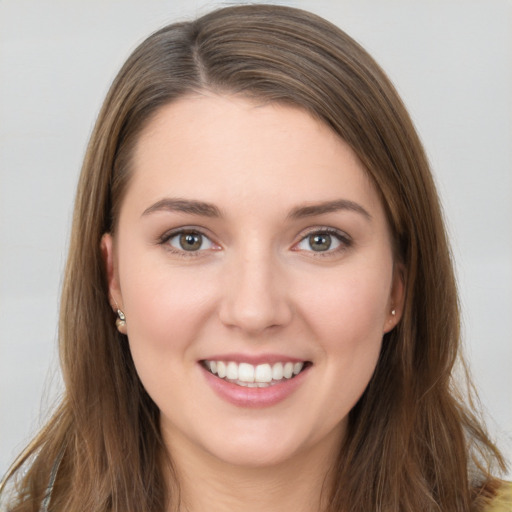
[166,231,214,252]
[294,229,349,254]
[179,232,203,251]
[308,233,332,251]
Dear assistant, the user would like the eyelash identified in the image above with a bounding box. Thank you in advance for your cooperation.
[158,228,218,258]
[293,227,352,257]
[158,226,352,257]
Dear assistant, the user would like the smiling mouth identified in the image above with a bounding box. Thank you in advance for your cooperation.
[201,360,311,388]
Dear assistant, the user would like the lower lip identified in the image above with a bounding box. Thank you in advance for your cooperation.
[201,364,310,408]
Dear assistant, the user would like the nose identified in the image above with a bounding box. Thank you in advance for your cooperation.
[218,246,293,335]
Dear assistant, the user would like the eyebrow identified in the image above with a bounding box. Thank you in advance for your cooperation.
[287,199,372,221]
[141,197,371,221]
[142,198,222,218]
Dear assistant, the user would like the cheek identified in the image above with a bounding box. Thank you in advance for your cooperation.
[300,261,391,379]
[119,264,221,408]
[118,250,218,366]
[299,266,392,345]
[304,270,390,413]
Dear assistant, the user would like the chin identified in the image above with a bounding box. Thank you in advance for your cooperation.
[197,418,343,470]
[205,438,305,469]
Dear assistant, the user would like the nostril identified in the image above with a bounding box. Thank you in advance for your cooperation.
[217,256,293,333]
[218,288,293,334]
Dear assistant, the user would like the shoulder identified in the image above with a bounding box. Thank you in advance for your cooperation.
[484,481,512,512]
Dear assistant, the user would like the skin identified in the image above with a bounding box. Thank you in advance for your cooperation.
[102,94,404,511]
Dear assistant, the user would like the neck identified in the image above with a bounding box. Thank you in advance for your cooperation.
[163,429,341,512]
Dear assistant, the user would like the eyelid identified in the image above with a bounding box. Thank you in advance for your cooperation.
[292,226,352,254]
[158,226,221,255]
[157,225,351,257]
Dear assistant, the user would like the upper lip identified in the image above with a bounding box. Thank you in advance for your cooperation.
[200,353,310,365]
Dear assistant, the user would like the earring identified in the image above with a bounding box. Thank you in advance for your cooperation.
[115,309,127,334]
[391,309,396,316]
[111,297,127,334]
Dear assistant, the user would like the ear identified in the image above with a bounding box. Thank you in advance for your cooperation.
[100,233,123,310]
[383,262,406,333]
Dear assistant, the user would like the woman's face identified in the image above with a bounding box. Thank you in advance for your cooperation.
[103,94,403,469]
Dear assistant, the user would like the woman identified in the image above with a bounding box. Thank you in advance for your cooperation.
[1,4,509,511]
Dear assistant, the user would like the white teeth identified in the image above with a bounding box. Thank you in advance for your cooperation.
[238,362,255,382]
[283,362,293,379]
[254,363,272,383]
[226,361,238,380]
[204,359,307,385]
[217,361,227,378]
[272,362,284,380]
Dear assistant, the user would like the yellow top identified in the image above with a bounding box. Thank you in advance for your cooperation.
[486,481,512,512]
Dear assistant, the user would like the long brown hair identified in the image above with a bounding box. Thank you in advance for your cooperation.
[1,5,506,511]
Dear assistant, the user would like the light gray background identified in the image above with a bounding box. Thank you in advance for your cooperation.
[1,0,511,478]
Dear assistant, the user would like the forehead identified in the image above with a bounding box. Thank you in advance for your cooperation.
[126,93,385,221]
